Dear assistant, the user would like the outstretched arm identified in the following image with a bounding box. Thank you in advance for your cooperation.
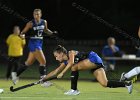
[44,20,54,35]
[43,63,66,80]
[57,51,75,78]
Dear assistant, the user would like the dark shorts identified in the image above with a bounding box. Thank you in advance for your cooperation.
[90,63,105,73]
[28,39,43,52]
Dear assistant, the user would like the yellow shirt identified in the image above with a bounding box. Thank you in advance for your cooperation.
[6,34,26,56]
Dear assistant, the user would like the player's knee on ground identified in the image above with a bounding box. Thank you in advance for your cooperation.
[98,80,108,87]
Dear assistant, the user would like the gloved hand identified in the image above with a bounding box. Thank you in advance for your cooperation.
[39,75,46,84]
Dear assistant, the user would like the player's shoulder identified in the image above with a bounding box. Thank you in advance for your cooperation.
[69,50,76,53]
[26,21,33,28]
[69,50,78,55]
[43,19,47,24]
[28,21,33,24]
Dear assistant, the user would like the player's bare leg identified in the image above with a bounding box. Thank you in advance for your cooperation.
[35,49,53,87]
[73,59,132,94]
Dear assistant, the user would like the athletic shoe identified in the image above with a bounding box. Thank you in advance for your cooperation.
[120,72,127,81]
[11,72,19,85]
[64,89,80,95]
[125,81,133,94]
[41,81,53,87]
[0,89,4,94]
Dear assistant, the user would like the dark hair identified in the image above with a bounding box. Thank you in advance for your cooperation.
[53,45,67,54]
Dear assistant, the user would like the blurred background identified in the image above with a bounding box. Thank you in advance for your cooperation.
[0,0,140,80]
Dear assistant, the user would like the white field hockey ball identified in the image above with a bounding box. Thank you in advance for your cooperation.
[0,89,4,93]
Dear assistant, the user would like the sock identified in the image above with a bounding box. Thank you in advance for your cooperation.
[71,71,79,90]
[39,65,46,78]
[124,67,140,79]
[11,72,17,77]
[107,80,125,88]
[13,60,19,72]
[17,63,28,76]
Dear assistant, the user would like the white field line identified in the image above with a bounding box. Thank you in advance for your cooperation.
[0,97,100,99]
[0,97,140,100]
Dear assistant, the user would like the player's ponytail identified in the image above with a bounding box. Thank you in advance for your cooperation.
[53,45,67,54]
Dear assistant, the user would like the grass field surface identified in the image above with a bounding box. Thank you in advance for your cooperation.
[0,79,140,100]
[0,63,140,100]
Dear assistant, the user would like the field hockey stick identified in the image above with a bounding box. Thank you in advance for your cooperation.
[10,77,57,92]
[72,2,140,48]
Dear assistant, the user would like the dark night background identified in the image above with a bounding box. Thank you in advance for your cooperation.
[0,0,140,61]
[0,0,140,40]
[0,0,140,80]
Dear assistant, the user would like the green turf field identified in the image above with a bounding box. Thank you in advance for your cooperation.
[0,64,140,100]
[0,79,140,100]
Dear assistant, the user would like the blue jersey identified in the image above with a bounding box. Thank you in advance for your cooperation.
[28,19,45,52]
[30,19,45,39]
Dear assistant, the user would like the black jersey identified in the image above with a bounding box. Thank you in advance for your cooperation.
[64,51,89,65]
[30,19,45,39]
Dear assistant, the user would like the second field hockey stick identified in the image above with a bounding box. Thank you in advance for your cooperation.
[10,77,57,92]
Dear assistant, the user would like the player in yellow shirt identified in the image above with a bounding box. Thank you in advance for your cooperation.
[6,26,26,80]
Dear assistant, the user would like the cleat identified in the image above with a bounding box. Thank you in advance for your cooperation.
[64,89,80,95]
[120,72,127,81]
[125,81,133,94]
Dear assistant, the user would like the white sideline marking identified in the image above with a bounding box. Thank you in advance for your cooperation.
[0,97,100,99]
[0,97,140,100]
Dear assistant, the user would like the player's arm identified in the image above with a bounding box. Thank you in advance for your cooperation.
[43,63,66,80]
[20,22,32,39]
[57,51,75,78]
[138,26,140,38]
[21,21,32,34]
[44,20,54,35]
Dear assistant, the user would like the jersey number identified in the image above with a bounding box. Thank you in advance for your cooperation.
[37,30,43,37]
